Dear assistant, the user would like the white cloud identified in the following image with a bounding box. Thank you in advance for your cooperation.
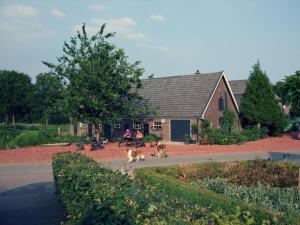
[0,5,39,17]
[149,15,166,22]
[0,20,54,45]
[88,4,107,12]
[73,17,145,40]
[51,9,65,18]
[140,43,169,53]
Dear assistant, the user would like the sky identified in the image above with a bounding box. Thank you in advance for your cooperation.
[0,0,299,83]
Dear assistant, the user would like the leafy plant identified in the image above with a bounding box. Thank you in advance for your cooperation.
[143,133,158,142]
[194,177,300,213]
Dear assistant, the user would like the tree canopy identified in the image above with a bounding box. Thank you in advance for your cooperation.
[273,71,300,118]
[240,62,287,135]
[34,73,66,125]
[0,70,34,124]
[43,24,144,124]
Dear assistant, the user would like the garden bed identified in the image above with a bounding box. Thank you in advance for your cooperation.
[52,153,300,224]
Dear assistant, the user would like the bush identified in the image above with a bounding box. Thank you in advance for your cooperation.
[7,130,46,148]
[53,153,267,225]
[0,124,78,149]
[143,133,158,142]
[194,177,300,213]
[153,160,299,188]
[206,127,268,145]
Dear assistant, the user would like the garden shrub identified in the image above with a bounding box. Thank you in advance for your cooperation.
[154,160,299,188]
[7,130,46,148]
[53,153,271,225]
[0,124,78,149]
[193,177,300,213]
[204,125,268,145]
[135,168,276,224]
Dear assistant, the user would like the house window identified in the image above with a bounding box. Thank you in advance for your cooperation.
[112,123,121,129]
[219,117,224,128]
[219,96,224,111]
[153,121,162,130]
[133,122,142,130]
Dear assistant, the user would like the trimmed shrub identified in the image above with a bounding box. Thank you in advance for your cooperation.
[7,130,46,148]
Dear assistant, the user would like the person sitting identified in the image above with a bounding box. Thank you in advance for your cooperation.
[123,129,131,138]
[136,130,143,139]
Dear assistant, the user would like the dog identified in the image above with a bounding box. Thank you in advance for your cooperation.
[156,142,167,158]
[126,149,145,163]
[150,153,156,158]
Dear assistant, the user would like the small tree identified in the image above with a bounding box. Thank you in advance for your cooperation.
[280,71,300,118]
[43,24,144,125]
[240,62,287,135]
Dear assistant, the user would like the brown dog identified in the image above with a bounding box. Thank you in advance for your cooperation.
[126,149,144,163]
[156,142,167,158]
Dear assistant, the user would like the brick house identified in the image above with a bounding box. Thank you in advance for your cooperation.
[76,71,241,142]
[133,71,239,142]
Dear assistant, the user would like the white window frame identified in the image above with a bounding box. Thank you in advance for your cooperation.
[153,121,162,130]
[133,122,142,130]
[112,123,121,129]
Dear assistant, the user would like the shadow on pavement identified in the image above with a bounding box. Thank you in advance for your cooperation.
[0,182,65,225]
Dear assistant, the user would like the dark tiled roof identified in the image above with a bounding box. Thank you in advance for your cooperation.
[229,80,247,94]
[138,72,223,118]
[229,80,247,107]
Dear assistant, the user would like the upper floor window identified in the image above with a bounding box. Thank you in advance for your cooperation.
[219,96,224,111]
[153,121,162,130]
[133,122,142,130]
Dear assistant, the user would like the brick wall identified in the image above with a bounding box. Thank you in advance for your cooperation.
[204,77,240,129]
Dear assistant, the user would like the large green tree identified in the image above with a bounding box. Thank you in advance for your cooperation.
[274,71,300,118]
[0,70,34,124]
[43,24,144,124]
[34,73,66,125]
[240,62,287,135]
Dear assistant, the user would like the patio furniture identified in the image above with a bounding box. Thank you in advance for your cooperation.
[118,137,145,147]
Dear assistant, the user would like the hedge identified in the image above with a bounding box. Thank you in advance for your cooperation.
[53,153,269,225]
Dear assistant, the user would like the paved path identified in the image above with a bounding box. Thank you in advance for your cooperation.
[0,151,299,225]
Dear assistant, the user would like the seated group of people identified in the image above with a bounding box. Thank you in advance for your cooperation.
[123,129,143,139]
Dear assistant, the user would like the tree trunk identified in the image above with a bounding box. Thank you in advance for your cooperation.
[45,113,48,126]
[5,114,8,124]
[12,112,15,125]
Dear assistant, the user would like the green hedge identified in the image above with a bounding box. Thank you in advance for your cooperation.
[7,130,46,148]
[0,124,78,149]
[193,178,300,213]
[206,127,267,145]
[53,153,268,225]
